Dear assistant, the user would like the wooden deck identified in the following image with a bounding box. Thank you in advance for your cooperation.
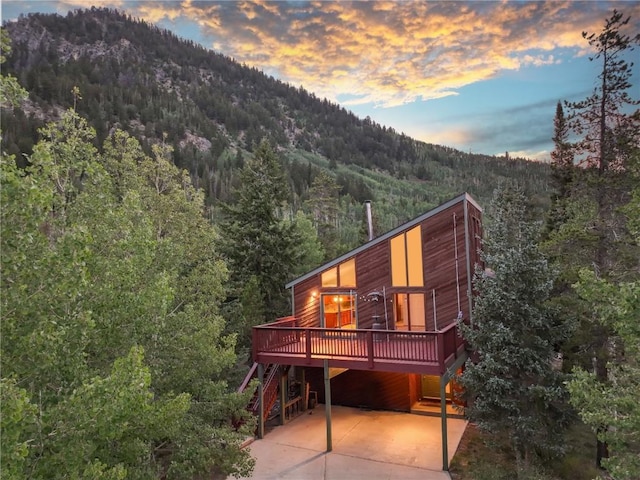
[252,317,466,375]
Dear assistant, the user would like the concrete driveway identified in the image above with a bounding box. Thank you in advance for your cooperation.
[238,405,467,480]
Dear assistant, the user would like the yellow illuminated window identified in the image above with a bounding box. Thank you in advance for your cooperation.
[321,267,338,287]
[321,259,357,287]
[391,234,407,286]
[391,226,424,286]
[409,294,425,329]
[406,226,423,286]
[339,259,356,287]
[322,293,356,329]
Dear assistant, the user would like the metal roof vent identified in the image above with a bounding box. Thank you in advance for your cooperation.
[364,200,373,241]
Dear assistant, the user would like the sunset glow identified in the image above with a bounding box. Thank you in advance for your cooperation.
[3,0,639,159]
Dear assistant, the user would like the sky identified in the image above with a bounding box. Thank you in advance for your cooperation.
[2,1,639,161]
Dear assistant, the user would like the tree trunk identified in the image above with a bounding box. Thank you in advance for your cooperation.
[596,430,609,468]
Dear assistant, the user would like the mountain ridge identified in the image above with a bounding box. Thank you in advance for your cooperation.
[2,8,551,250]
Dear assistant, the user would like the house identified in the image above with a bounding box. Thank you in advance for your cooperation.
[244,192,483,470]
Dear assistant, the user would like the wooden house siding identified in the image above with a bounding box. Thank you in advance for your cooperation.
[293,276,320,328]
[305,368,411,411]
[422,202,468,332]
[289,194,482,333]
[353,240,390,330]
[468,203,484,279]
[409,373,421,405]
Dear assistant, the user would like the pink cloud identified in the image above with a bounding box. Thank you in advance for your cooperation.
[90,1,640,107]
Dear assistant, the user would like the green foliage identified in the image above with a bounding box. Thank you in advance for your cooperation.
[287,210,325,275]
[450,422,601,480]
[0,29,28,108]
[545,11,639,470]
[458,184,571,475]
[568,272,640,480]
[566,181,640,479]
[305,169,341,260]
[221,140,311,321]
[1,110,255,478]
[0,379,38,480]
[545,102,574,235]
[37,347,190,479]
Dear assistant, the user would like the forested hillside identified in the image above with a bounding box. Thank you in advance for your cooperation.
[2,8,551,251]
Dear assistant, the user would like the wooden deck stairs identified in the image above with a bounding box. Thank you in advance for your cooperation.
[238,362,280,424]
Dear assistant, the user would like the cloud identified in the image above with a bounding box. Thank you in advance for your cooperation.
[406,91,568,159]
[8,0,635,158]
[509,149,551,162]
[110,1,639,108]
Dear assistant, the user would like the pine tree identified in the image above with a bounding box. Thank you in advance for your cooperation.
[305,170,341,260]
[545,102,575,236]
[567,10,639,173]
[221,139,298,322]
[554,11,640,468]
[550,102,574,198]
[458,184,570,476]
[563,10,639,279]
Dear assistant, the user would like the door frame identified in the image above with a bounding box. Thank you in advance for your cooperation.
[320,291,357,329]
[393,292,426,331]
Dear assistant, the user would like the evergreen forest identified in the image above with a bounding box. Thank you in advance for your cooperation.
[1,7,638,480]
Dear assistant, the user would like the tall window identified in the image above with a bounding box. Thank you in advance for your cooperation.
[390,226,423,286]
[321,258,356,287]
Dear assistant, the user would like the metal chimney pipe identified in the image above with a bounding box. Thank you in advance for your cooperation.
[364,200,373,241]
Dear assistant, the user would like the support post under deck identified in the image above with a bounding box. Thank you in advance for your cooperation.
[301,368,307,411]
[324,359,332,452]
[279,370,287,425]
[257,363,264,439]
[440,377,449,471]
[440,351,469,471]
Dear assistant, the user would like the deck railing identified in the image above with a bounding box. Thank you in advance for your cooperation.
[252,317,466,374]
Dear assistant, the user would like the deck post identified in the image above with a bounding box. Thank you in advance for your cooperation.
[324,359,332,452]
[439,352,468,471]
[306,329,312,364]
[257,363,265,439]
[437,333,446,374]
[366,331,374,368]
[301,368,307,411]
[440,376,449,471]
[279,370,287,425]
